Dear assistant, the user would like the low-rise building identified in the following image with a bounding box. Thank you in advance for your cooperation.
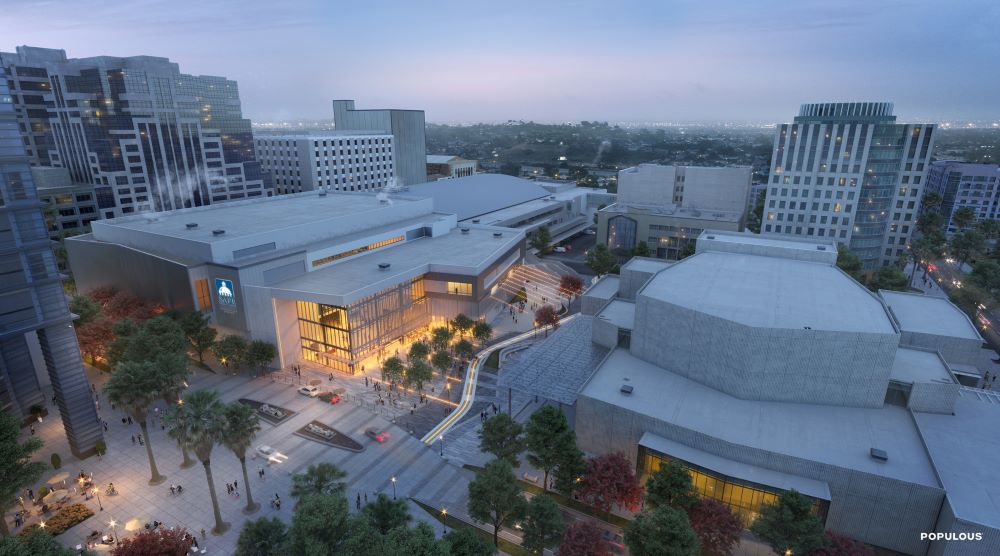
[925,161,1000,234]
[426,155,477,180]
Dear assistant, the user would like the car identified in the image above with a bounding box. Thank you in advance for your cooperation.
[365,428,390,443]
[601,530,625,554]
[553,246,567,253]
[317,392,341,404]
[297,385,320,397]
[584,229,597,235]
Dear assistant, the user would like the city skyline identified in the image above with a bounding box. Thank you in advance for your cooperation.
[4,0,998,124]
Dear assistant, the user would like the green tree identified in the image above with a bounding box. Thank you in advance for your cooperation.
[951,230,985,267]
[108,315,186,367]
[521,495,564,554]
[236,517,288,556]
[552,445,586,496]
[165,389,229,534]
[479,413,525,467]
[836,245,864,282]
[454,339,476,360]
[916,211,944,235]
[869,265,909,292]
[432,350,453,375]
[406,359,434,391]
[586,243,618,276]
[105,359,172,485]
[529,225,552,254]
[624,506,700,556]
[970,259,1000,299]
[0,413,47,537]
[467,459,527,547]
[179,311,217,364]
[975,218,1000,240]
[920,191,942,214]
[361,493,411,534]
[911,233,946,282]
[525,405,575,491]
[69,295,100,327]
[286,493,351,554]
[472,322,493,346]
[156,353,193,469]
[222,402,262,514]
[291,463,347,499]
[213,335,248,370]
[431,326,455,351]
[630,240,651,257]
[0,528,75,554]
[750,490,826,556]
[679,242,696,260]
[384,522,448,555]
[408,341,431,361]
[443,528,494,556]
[381,357,406,384]
[746,189,766,234]
[951,206,976,231]
[452,314,475,337]
[244,340,277,375]
[646,459,698,510]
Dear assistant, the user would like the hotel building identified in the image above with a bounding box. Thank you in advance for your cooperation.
[255,133,395,194]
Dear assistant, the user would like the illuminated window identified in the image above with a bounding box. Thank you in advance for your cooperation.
[767,212,775,220]
[311,235,404,267]
[447,282,472,296]
[194,279,212,310]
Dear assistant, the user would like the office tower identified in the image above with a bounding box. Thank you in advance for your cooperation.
[0,73,102,457]
[925,160,1000,234]
[0,46,270,218]
[332,100,426,186]
[255,133,394,194]
[762,102,935,269]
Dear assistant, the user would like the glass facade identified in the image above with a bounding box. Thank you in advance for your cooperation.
[311,235,404,268]
[638,446,829,529]
[607,215,637,252]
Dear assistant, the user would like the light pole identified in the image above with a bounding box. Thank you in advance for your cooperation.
[93,488,103,511]
[439,435,444,456]
[109,519,119,544]
[441,508,448,535]
[391,476,397,500]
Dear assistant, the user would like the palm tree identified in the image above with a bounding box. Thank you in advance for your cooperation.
[920,191,942,214]
[222,402,261,514]
[952,206,976,232]
[159,359,194,468]
[165,390,229,534]
[104,360,167,485]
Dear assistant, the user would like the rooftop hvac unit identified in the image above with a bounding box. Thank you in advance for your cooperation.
[212,229,225,236]
[186,223,198,229]
[620,384,634,395]
[461,228,470,234]
[870,448,888,462]
[378,263,391,271]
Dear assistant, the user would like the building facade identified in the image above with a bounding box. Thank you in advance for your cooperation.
[255,133,395,194]
[925,161,1000,234]
[0,73,102,457]
[426,155,477,180]
[332,100,426,186]
[763,102,935,269]
[0,45,270,218]
[31,167,99,240]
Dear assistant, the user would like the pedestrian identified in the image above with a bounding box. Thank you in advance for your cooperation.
[364,493,368,504]
[356,493,361,510]
[226,483,232,494]
[121,416,126,425]
[29,425,35,435]
[234,479,238,490]
[138,436,144,446]
[200,528,206,540]
[103,421,108,432]
[27,489,34,501]
[127,416,133,425]
[365,376,369,387]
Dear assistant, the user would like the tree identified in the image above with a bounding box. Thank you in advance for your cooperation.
[552,445,586,496]
[951,206,976,231]
[525,405,575,492]
[406,359,434,391]
[687,499,741,556]
[111,527,193,556]
[951,230,985,267]
[630,240,651,257]
[443,528,494,556]
[970,259,1000,298]
[0,413,46,537]
[432,350,453,375]
[155,353,193,469]
[679,242,697,259]
[868,265,909,292]
[76,316,114,364]
[920,191,942,214]
[911,233,946,281]
[431,326,455,351]
[213,335,248,370]
[105,359,171,485]
[557,521,608,556]
[975,218,1000,240]
[624,505,700,556]
[361,493,411,534]
[522,495,564,554]
[452,314,475,337]
[244,340,277,375]
[455,339,476,361]
[222,402,262,514]
[381,357,406,384]
[467,459,527,547]
[534,305,560,335]
[165,389,229,534]
[836,245,864,282]
[108,315,186,367]
[916,211,944,236]
[236,517,288,556]
[472,322,493,346]
[811,531,873,556]
[290,462,347,499]
[408,341,431,361]
[586,243,618,276]
[645,459,697,510]
[478,413,525,467]
[578,452,644,513]
[558,275,584,300]
[746,189,766,234]
[384,522,448,555]
[529,225,552,254]
[750,490,826,556]
[0,528,74,555]
[285,493,351,554]
[69,295,100,326]
[179,311,217,364]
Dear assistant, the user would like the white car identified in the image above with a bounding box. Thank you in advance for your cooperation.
[553,246,567,253]
[298,385,320,397]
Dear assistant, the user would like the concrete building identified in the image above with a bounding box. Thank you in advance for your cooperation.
[31,167,99,240]
[501,231,999,555]
[255,133,395,194]
[925,161,1000,234]
[0,46,270,218]
[597,164,751,260]
[332,100,426,186]
[66,187,526,374]
[426,155,477,180]
[0,74,102,456]
[763,102,935,269]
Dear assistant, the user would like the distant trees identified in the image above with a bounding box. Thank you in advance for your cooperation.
[836,244,864,282]
[214,335,249,370]
[455,339,476,361]
[557,521,608,556]
[472,321,493,345]
[408,341,431,361]
[0,413,47,538]
[868,265,909,292]
[557,274,584,300]
[529,225,553,254]
[179,311,217,364]
[432,350,453,375]
[951,206,976,231]
[679,242,696,259]
[235,517,287,556]
[452,314,475,337]
[525,405,578,492]
[645,459,697,510]
[746,189,766,234]
[405,359,433,391]
[290,463,347,499]
[630,240,651,258]
[431,326,454,351]
[521,494,565,554]
[381,357,405,384]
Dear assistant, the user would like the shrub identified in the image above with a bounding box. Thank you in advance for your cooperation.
[37,486,49,498]
[50,453,61,469]
[95,440,107,455]
[19,504,94,536]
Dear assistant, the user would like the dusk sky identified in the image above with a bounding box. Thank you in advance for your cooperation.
[4,0,998,124]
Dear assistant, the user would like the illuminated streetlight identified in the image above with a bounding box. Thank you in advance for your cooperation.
[39,521,46,530]
[439,435,444,456]
[109,519,118,544]
[93,488,103,511]
[391,476,397,500]
[441,508,448,535]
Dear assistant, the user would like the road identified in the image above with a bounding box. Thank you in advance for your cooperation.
[917,259,1000,353]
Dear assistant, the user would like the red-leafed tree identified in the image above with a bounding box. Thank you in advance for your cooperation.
[578,452,644,512]
[810,531,874,556]
[111,527,194,556]
[87,286,118,306]
[534,305,560,335]
[76,316,114,364]
[687,499,741,556]
[557,521,609,556]
[558,275,584,299]
[104,290,155,322]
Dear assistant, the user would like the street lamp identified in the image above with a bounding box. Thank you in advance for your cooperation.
[441,508,448,535]
[109,519,118,544]
[391,476,397,500]
[439,435,444,456]
[93,488,103,511]
[39,521,46,531]
[785,549,792,556]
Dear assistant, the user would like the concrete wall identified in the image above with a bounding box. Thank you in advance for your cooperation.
[696,231,838,265]
[682,166,752,214]
[900,332,983,368]
[591,317,619,349]
[581,276,618,316]
[618,164,677,205]
[928,497,1000,556]
[629,296,899,407]
[575,395,944,555]
[909,382,960,414]
[618,260,669,301]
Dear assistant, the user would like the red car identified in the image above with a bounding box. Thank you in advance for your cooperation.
[317,392,341,404]
[365,428,390,443]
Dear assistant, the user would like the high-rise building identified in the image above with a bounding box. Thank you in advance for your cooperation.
[0,46,270,218]
[332,100,426,186]
[925,160,1000,234]
[255,133,395,194]
[762,102,935,269]
[0,72,102,457]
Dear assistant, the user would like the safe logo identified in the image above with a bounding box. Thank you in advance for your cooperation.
[216,279,236,307]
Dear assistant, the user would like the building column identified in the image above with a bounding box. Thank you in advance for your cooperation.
[36,324,103,457]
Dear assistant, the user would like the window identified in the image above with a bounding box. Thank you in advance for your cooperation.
[447,282,472,296]
[195,279,212,310]
[311,236,404,267]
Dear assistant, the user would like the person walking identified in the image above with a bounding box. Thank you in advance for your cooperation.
[131,435,136,445]
[29,425,34,435]
[356,493,361,510]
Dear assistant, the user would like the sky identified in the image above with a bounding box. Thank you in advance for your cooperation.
[3,0,999,124]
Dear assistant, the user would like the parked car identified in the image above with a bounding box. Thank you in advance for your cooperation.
[365,428,390,443]
[602,530,625,554]
[317,391,341,404]
[297,385,320,397]
[553,246,567,253]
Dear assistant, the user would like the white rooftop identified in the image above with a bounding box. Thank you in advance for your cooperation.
[890,347,955,384]
[405,174,550,221]
[640,251,895,334]
[581,348,939,487]
[880,290,983,341]
[584,275,619,300]
[426,154,462,164]
[597,300,635,330]
[621,257,674,274]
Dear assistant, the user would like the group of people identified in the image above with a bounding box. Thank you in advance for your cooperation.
[270,493,282,509]
[982,372,998,390]
[479,402,500,422]
[225,480,241,497]
[168,484,184,495]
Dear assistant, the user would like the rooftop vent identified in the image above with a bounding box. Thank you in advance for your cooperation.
[379,199,389,204]
[493,232,503,238]
[816,246,827,251]
[804,326,812,330]
[870,448,888,462]
[706,235,716,240]
[472,219,481,223]
[620,384,634,395]
[460,227,470,234]
[378,263,391,271]
[186,223,198,229]
[212,229,225,236]
[549,196,556,200]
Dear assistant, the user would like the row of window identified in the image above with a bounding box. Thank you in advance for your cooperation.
[311,236,405,268]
